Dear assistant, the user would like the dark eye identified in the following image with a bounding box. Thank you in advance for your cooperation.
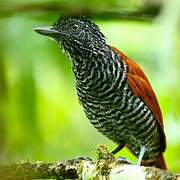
[71,24,79,31]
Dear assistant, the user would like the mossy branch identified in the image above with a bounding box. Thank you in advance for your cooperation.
[0,145,179,180]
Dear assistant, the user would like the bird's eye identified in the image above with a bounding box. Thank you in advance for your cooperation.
[71,24,79,31]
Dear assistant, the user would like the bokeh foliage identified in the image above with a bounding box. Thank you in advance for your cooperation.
[0,0,179,172]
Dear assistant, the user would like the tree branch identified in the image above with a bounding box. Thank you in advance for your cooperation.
[0,145,179,180]
[0,1,163,21]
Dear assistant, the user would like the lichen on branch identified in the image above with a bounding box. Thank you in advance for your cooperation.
[0,145,179,180]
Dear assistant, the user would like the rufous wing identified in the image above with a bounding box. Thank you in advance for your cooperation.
[112,47,166,153]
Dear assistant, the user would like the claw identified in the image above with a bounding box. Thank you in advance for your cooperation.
[115,156,131,164]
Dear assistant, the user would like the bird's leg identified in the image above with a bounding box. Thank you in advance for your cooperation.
[111,143,125,154]
[112,143,131,164]
[137,146,146,165]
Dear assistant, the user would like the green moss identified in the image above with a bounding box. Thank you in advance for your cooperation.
[95,144,115,176]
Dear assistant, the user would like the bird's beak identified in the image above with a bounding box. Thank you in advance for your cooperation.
[34,26,60,38]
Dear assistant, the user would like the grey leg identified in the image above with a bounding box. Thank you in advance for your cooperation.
[111,143,125,154]
[137,146,146,165]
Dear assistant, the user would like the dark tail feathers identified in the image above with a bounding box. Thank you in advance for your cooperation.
[141,153,167,170]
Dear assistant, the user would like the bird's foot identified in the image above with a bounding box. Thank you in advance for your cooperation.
[115,156,131,165]
[74,156,93,161]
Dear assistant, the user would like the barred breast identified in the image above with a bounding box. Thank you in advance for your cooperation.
[75,48,161,161]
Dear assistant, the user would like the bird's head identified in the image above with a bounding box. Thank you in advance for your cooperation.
[34,16,107,57]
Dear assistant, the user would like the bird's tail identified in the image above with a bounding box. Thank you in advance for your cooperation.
[158,153,167,170]
[141,153,167,170]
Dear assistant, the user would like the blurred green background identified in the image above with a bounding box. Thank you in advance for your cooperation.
[0,0,180,172]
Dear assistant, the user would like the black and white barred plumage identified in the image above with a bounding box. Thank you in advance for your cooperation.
[35,16,166,168]
[67,42,160,161]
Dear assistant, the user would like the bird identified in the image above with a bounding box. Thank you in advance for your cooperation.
[34,15,167,169]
